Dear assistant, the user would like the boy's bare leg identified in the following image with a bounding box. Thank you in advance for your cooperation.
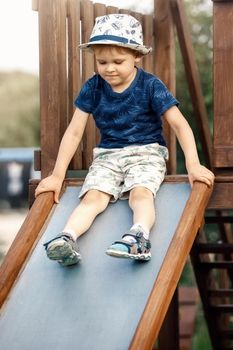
[44,190,111,266]
[106,187,154,260]
[128,186,155,232]
[63,189,111,239]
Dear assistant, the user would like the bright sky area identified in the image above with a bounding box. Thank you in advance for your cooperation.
[0,0,153,75]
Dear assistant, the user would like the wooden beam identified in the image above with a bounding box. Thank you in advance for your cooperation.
[158,289,179,350]
[0,192,54,308]
[154,0,177,174]
[32,0,38,11]
[80,0,96,169]
[67,0,83,170]
[38,0,68,177]
[213,0,233,168]
[129,181,213,350]
[208,182,233,209]
[212,0,233,2]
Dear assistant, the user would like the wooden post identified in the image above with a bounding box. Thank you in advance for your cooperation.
[32,0,38,11]
[38,0,68,178]
[154,0,177,175]
[158,289,179,350]
[67,0,83,170]
[212,0,233,170]
[80,0,96,169]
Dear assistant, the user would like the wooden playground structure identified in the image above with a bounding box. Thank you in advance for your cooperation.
[0,0,233,349]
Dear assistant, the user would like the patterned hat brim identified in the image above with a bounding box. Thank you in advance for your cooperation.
[79,40,152,55]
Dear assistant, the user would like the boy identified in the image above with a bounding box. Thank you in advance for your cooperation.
[35,14,214,266]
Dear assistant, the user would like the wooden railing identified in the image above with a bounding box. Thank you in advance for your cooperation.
[32,0,177,177]
[0,192,54,308]
[129,181,213,350]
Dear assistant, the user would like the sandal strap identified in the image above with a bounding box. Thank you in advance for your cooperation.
[43,234,74,249]
[122,232,151,250]
[111,240,133,254]
[111,233,151,255]
[122,233,139,240]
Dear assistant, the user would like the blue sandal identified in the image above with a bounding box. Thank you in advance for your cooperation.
[106,232,151,261]
[44,233,82,266]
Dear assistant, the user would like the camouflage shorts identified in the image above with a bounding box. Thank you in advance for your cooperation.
[79,143,169,201]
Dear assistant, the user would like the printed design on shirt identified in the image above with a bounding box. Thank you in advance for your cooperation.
[74,70,179,149]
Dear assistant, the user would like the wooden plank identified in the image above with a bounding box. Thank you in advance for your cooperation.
[158,289,179,350]
[38,0,67,177]
[0,192,54,308]
[80,0,96,169]
[67,0,83,170]
[130,11,143,70]
[179,286,199,305]
[170,0,213,169]
[106,5,119,14]
[213,1,233,168]
[210,305,233,313]
[196,243,233,253]
[208,289,233,298]
[32,0,38,11]
[34,149,41,171]
[129,181,213,350]
[143,15,154,74]
[198,261,233,270]
[28,179,39,208]
[94,3,107,18]
[208,182,233,209]
[154,0,176,174]
[119,8,129,15]
[212,0,233,3]
[179,288,199,350]
[93,3,107,146]
[214,147,233,168]
[205,217,233,223]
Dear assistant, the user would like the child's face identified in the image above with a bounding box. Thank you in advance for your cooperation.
[93,46,141,92]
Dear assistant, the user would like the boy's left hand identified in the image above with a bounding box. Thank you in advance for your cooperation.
[187,163,215,187]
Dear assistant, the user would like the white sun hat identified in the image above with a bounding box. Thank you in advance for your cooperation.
[79,14,152,55]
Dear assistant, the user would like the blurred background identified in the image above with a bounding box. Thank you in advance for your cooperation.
[0,1,213,348]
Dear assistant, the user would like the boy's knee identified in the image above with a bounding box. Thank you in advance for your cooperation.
[81,189,110,211]
[129,187,153,205]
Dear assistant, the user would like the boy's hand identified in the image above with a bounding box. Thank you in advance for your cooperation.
[187,163,215,188]
[35,174,64,203]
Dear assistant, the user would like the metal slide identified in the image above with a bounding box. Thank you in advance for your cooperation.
[0,182,192,350]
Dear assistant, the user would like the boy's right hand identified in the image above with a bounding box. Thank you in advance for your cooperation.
[35,174,64,203]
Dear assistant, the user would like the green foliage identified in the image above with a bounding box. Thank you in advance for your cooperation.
[0,71,40,147]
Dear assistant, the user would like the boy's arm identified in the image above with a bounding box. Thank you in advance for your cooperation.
[164,106,214,187]
[35,108,89,202]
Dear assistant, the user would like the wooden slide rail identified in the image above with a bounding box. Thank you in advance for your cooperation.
[0,192,54,308]
[129,181,213,350]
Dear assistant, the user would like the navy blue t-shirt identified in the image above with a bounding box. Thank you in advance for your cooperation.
[74,68,178,148]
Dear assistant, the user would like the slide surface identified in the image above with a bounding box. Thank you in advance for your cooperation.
[0,183,190,350]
